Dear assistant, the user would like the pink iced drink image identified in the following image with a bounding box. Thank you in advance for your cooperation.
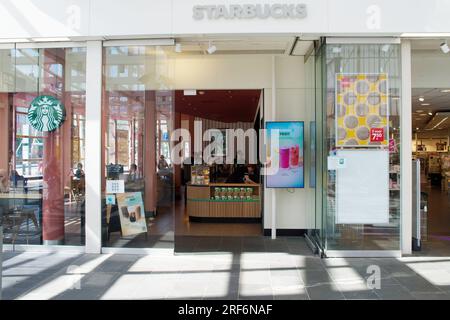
[280,147,290,169]
[290,144,299,167]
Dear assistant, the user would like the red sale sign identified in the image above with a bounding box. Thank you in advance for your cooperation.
[370,128,384,142]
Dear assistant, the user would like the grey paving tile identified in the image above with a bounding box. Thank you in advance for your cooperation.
[1,274,49,290]
[81,272,121,288]
[374,284,415,300]
[272,284,308,300]
[298,269,333,286]
[239,283,273,300]
[53,287,104,300]
[1,288,28,300]
[306,283,344,300]
[274,293,309,300]
[411,292,450,300]
[339,288,380,300]
[393,275,441,293]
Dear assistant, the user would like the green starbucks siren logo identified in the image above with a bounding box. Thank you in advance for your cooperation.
[28,95,65,132]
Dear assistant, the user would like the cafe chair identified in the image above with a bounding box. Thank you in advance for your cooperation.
[2,206,40,244]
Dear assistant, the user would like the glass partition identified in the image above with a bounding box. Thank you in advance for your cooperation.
[321,42,402,253]
[0,47,86,246]
[102,45,175,248]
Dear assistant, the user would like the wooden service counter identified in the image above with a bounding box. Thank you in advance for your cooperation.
[186,183,261,219]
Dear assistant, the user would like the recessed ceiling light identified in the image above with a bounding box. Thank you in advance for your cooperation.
[421,103,431,106]
[416,127,420,130]
[418,97,425,102]
[428,112,433,116]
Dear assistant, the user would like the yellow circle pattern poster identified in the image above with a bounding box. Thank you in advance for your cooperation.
[336,73,389,147]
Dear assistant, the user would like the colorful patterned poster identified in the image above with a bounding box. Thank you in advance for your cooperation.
[116,192,147,237]
[335,73,389,147]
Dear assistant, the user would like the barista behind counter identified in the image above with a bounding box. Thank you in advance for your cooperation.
[226,164,259,184]
[186,164,261,220]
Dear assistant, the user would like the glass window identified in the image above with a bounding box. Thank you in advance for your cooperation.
[322,43,402,252]
[102,45,175,248]
[0,47,86,246]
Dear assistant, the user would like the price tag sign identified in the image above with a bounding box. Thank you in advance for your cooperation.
[370,128,384,142]
[106,180,125,194]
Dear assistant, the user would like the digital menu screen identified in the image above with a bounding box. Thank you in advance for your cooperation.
[266,121,304,188]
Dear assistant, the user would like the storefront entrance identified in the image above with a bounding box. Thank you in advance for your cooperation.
[410,39,450,256]
[0,36,408,257]
[99,36,317,253]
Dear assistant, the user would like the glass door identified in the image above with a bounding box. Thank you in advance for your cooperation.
[318,40,403,257]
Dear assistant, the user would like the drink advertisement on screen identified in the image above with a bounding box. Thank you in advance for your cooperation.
[266,121,304,188]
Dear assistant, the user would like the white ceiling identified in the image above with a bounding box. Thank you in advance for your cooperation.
[411,38,450,52]
[174,36,314,55]
[412,88,450,133]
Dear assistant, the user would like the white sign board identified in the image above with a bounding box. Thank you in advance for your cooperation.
[106,180,125,194]
[328,156,347,170]
[335,149,389,224]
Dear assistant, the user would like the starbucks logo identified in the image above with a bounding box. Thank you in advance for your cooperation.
[28,95,65,132]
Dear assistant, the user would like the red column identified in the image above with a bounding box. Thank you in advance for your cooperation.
[0,93,9,172]
[144,90,157,214]
[41,48,65,244]
[42,129,65,244]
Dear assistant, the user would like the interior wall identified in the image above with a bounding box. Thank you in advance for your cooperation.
[173,53,314,230]
[412,137,449,152]
[412,51,450,88]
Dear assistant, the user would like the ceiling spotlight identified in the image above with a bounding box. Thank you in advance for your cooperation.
[207,41,217,54]
[428,112,433,116]
[175,43,182,53]
[440,41,450,53]
[418,97,424,102]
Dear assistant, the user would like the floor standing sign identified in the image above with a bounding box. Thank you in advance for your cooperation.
[116,192,147,236]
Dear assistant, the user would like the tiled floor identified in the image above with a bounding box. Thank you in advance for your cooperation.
[2,237,450,300]
[417,179,450,256]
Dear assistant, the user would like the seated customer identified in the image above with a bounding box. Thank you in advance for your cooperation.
[158,155,169,170]
[0,168,9,193]
[126,164,143,191]
[10,169,24,187]
[74,163,85,179]
[127,163,138,182]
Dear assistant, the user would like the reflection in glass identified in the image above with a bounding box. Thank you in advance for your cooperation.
[0,47,86,246]
[102,46,175,248]
[323,44,402,251]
